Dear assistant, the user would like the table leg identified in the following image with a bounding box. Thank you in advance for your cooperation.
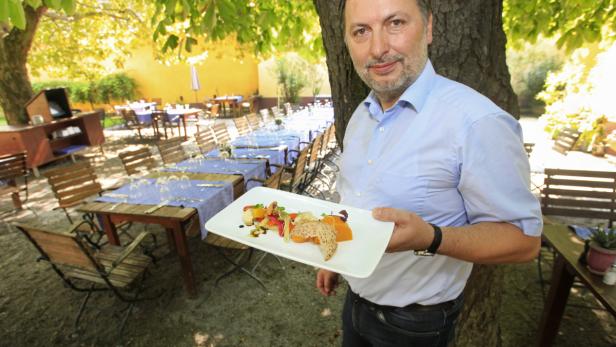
[100,214,121,245]
[182,114,188,140]
[171,221,197,298]
[537,254,575,347]
[165,228,176,253]
[9,179,22,210]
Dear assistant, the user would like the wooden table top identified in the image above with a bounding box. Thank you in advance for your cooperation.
[543,224,616,315]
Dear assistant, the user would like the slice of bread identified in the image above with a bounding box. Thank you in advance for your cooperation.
[291,221,337,261]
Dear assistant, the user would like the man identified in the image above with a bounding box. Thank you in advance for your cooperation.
[315,0,543,346]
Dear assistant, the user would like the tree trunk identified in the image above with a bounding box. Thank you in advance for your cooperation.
[0,6,46,125]
[314,0,370,150]
[314,0,516,346]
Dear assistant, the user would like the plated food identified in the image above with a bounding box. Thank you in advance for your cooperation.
[241,201,352,261]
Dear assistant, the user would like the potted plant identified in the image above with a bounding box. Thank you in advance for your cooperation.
[587,225,616,274]
[219,143,233,159]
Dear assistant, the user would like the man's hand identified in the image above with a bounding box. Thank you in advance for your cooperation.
[316,269,339,296]
[372,207,434,253]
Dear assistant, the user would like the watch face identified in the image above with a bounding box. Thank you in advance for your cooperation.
[414,250,435,257]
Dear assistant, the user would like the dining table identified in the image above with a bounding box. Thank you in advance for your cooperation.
[538,223,616,346]
[79,170,245,298]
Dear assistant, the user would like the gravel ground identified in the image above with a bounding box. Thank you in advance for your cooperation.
[1,123,615,346]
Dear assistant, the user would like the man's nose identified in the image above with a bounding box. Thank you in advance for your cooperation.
[370,29,390,59]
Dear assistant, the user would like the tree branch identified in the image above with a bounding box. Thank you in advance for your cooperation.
[43,5,143,23]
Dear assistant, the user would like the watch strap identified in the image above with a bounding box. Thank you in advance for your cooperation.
[414,223,442,256]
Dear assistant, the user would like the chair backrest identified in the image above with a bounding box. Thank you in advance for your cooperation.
[259,109,271,123]
[209,103,220,118]
[120,109,140,126]
[541,168,616,227]
[524,143,535,158]
[15,223,100,272]
[194,129,217,154]
[308,133,324,167]
[553,128,580,154]
[264,167,284,189]
[44,162,102,208]
[151,97,162,106]
[233,116,251,136]
[246,113,261,130]
[271,106,282,118]
[156,137,188,165]
[284,102,293,116]
[119,148,157,175]
[0,151,28,183]
[290,146,310,189]
[211,123,231,144]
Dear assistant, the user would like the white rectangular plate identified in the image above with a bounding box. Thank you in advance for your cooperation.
[204,187,394,278]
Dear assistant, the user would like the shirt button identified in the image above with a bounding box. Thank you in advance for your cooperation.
[368,160,373,165]
[356,192,361,197]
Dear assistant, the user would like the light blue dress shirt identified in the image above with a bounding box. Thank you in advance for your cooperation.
[337,60,542,306]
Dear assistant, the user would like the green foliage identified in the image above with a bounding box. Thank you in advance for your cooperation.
[32,73,137,105]
[95,73,137,104]
[538,41,616,151]
[25,0,150,81]
[273,55,308,104]
[0,0,75,30]
[507,39,563,110]
[591,225,616,250]
[32,80,95,104]
[504,0,616,52]
[150,0,323,62]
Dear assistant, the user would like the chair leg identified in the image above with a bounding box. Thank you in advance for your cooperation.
[74,285,95,330]
[64,208,74,224]
[214,248,266,290]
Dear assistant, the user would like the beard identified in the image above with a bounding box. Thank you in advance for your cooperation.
[354,44,429,105]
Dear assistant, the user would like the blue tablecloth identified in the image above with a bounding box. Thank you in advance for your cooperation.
[96,178,233,238]
[163,158,267,190]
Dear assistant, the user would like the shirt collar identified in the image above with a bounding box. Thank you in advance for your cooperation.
[363,60,436,120]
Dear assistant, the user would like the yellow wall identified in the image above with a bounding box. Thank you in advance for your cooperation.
[123,44,259,104]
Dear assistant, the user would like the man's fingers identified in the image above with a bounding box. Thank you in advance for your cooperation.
[372,207,408,223]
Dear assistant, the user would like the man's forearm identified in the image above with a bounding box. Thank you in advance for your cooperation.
[437,222,541,264]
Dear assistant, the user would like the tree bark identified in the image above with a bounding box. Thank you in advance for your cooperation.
[314,0,370,150]
[0,6,46,125]
[314,0,516,346]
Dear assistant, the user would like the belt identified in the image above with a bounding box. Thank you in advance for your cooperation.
[349,290,458,312]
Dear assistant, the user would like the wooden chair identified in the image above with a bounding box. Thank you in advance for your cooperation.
[259,109,271,124]
[211,123,232,144]
[538,168,616,298]
[246,113,261,130]
[156,137,188,165]
[553,128,581,154]
[44,162,104,224]
[541,169,616,227]
[283,102,293,116]
[15,221,154,333]
[119,109,156,139]
[278,146,310,193]
[119,148,157,175]
[205,103,220,119]
[152,110,179,139]
[0,151,29,211]
[246,165,285,190]
[233,116,251,136]
[194,128,217,155]
[270,106,283,118]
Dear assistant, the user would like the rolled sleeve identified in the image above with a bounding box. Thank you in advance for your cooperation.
[458,114,543,237]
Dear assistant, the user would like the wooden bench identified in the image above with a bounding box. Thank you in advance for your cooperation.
[553,128,581,154]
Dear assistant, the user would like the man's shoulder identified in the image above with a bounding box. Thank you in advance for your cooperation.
[430,75,506,122]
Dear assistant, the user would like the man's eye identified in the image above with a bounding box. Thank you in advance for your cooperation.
[353,28,367,36]
[391,19,404,27]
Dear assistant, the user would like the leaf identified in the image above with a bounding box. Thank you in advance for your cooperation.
[162,34,179,53]
[184,36,197,52]
[0,0,10,24]
[24,0,42,9]
[8,0,26,30]
[44,0,62,9]
[202,0,216,33]
[60,0,76,15]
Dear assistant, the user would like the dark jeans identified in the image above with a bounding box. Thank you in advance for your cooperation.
[342,289,464,347]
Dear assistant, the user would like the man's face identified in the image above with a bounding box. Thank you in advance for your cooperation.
[344,0,432,100]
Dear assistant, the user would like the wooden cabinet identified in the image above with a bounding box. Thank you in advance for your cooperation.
[0,111,105,175]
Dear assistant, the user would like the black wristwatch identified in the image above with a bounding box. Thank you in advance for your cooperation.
[414,223,442,256]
